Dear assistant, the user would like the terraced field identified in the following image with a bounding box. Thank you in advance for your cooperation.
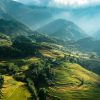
[48,87,100,100]
[1,75,31,100]
[47,63,100,100]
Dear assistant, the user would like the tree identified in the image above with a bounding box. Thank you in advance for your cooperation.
[38,88,47,100]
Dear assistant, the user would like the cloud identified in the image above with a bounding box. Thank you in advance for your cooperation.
[13,0,49,5]
[49,0,88,7]
[13,0,100,7]
[49,0,100,7]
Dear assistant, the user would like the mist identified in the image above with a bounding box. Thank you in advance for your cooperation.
[13,0,100,36]
[52,8,100,36]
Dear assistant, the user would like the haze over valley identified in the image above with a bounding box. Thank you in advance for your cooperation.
[0,0,100,100]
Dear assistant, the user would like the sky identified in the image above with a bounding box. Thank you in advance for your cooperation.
[13,0,100,35]
[13,0,100,7]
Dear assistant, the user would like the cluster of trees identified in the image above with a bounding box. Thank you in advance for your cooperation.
[26,62,46,86]
[28,32,64,45]
[24,60,56,100]
[13,38,39,57]
[62,55,79,63]
[0,74,4,99]
[0,63,19,75]
[26,60,55,87]
[77,58,100,75]
[0,46,21,58]
[0,35,42,59]
[56,54,100,75]
[26,78,48,100]
[26,78,38,100]
[0,33,12,46]
[0,60,52,100]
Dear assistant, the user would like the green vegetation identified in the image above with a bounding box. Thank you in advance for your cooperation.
[0,18,100,100]
[39,19,87,41]
[74,37,100,55]
[1,75,31,100]
[48,87,100,100]
[28,31,64,45]
[46,62,100,100]
[0,33,12,46]
[0,74,4,99]
[0,19,32,37]
[0,35,42,59]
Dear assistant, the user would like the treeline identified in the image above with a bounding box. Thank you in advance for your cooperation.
[26,78,39,100]
[58,54,100,75]
[24,59,56,100]
[28,32,64,45]
[0,35,42,59]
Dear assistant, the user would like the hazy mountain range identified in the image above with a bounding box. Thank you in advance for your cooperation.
[0,0,100,37]
[0,0,53,29]
[0,19,32,36]
[0,0,100,48]
[38,19,87,41]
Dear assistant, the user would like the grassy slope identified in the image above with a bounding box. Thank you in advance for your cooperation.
[0,57,41,100]
[40,49,64,58]
[0,48,100,100]
[0,33,12,46]
[0,57,40,71]
[47,62,100,100]
[1,75,31,100]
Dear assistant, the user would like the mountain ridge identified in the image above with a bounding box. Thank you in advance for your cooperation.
[38,19,88,41]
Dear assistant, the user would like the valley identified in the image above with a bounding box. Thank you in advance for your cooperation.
[0,43,100,100]
[0,0,100,100]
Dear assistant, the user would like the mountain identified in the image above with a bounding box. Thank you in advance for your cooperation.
[0,0,100,34]
[75,37,100,54]
[0,18,65,45]
[0,18,32,37]
[0,0,53,29]
[38,19,87,41]
[93,30,100,39]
